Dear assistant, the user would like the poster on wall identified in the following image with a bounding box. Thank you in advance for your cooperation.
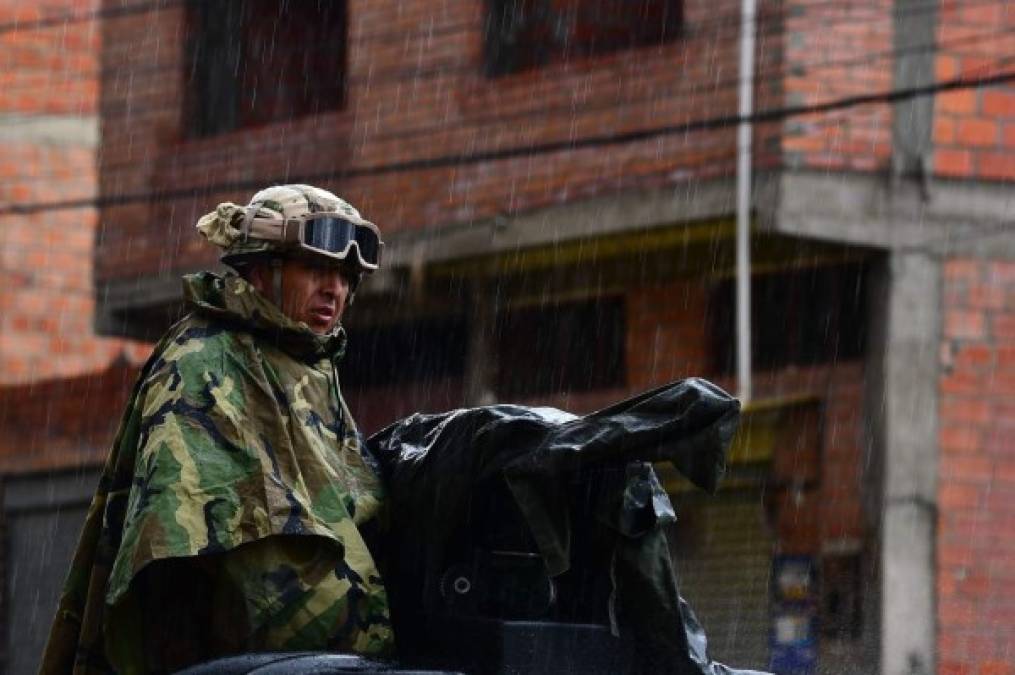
[770,555,818,675]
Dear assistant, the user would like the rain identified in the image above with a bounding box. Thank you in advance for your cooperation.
[0,0,1013,673]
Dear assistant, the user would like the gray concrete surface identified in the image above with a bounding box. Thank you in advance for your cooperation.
[3,468,102,675]
[870,253,940,675]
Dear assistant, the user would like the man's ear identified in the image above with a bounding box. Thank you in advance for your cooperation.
[244,263,270,296]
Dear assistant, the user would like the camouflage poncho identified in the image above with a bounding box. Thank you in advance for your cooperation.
[41,272,393,674]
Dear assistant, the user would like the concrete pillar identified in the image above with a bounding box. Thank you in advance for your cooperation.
[892,0,938,185]
[871,253,940,675]
[463,282,498,406]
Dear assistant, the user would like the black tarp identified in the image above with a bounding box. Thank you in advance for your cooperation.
[369,378,771,675]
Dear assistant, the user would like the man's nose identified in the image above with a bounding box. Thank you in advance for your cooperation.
[319,270,349,299]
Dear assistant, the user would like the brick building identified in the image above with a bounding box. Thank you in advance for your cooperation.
[0,0,1012,673]
[0,1,152,671]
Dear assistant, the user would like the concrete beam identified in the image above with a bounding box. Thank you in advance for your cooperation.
[770,171,1014,255]
[382,178,738,267]
[936,225,1015,259]
[0,114,98,148]
[95,269,192,339]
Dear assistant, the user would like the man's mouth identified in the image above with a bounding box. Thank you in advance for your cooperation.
[309,306,336,324]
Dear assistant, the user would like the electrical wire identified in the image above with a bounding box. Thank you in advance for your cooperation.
[0,0,1000,186]
[1,61,1012,217]
[0,0,1010,207]
[2,13,1010,185]
[1,2,1002,154]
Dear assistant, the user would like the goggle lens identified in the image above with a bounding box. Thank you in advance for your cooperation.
[301,217,381,268]
[303,217,356,254]
[353,226,381,265]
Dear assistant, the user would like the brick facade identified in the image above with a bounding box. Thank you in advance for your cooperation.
[625,278,868,549]
[0,0,148,385]
[0,359,138,473]
[938,257,1015,675]
[95,0,785,282]
[782,0,893,172]
[0,0,99,117]
[934,2,1015,180]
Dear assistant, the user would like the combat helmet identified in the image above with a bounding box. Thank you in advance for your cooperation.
[196,185,383,281]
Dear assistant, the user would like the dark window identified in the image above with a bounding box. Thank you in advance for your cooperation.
[341,317,468,388]
[495,297,626,397]
[185,0,347,137]
[485,0,683,77]
[709,264,869,374]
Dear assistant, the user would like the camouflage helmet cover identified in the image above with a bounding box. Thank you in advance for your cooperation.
[196,184,379,270]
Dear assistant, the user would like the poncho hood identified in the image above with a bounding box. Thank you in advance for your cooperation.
[182,270,348,363]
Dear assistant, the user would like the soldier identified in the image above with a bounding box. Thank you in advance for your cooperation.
[41,185,392,674]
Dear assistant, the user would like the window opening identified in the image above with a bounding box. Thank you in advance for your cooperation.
[495,297,626,397]
[485,0,683,77]
[341,317,468,388]
[185,0,347,137]
[709,264,869,375]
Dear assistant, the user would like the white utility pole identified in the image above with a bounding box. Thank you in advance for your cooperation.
[736,0,757,404]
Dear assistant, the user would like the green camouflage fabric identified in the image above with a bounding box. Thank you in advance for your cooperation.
[41,271,393,674]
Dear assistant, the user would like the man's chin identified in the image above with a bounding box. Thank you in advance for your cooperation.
[309,323,335,335]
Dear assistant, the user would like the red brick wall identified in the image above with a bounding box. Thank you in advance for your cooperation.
[95,0,1015,287]
[938,257,1015,675]
[0,360,138,472]
[781,0,1015,179]
[781,0,894,172]
[625,278,869,550]
[96,0,785,283]
[933,2,1015,180]
[0,0,99,116]
[0,0,148,385]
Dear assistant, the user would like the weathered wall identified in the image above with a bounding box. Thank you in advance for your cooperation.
[0,0,146,384]
[625,277,869,548]
[782,0,894,172]
[938,256,1015,675]
[95,0,786,284]
[934,2,1015,181]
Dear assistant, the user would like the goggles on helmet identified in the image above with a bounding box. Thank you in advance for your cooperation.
[244,211,383,270]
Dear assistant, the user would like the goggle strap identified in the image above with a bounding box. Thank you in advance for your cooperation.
[241,202,263,242]
[283,219,303,243]
[246,216,286,243]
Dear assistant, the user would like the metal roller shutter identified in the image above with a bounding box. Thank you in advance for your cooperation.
[669,491,774,671]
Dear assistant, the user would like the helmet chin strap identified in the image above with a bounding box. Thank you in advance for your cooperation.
[271,258,284,307]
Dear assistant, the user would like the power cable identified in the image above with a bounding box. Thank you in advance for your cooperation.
[1,63,1012,216]
[0,0,999,170]
[3,15,1010,185]
[3,1,1000,146]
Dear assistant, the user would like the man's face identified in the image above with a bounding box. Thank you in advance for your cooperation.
[281,257,352,334]
[250,257,352,334]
